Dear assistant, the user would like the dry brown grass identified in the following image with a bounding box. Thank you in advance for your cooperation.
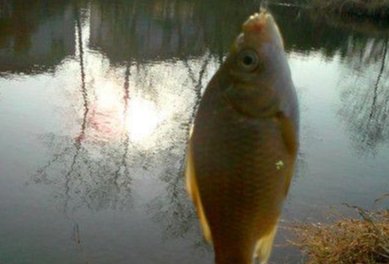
[311,0,389,20]
[291,205,389,264]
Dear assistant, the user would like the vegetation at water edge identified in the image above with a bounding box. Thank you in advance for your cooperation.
[291,204,389,264]
[310,0,389,20]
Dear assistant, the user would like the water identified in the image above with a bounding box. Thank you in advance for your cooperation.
[0,1,388,263]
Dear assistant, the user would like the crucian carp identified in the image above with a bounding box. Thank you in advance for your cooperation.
[185,9,299,264]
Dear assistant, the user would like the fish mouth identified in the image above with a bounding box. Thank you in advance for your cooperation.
[242,10,270,33]
[240,9,284,50]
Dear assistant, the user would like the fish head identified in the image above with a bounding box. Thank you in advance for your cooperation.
[222,9,292,118]
[240,10,284,52]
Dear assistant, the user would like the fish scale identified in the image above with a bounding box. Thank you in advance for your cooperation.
[194,119,287,222]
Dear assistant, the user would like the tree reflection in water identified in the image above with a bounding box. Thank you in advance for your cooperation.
[31,1,227,238]
[0,0,75,75]
[339,36,389,154]
[146,55,213,251]
[32,5,133,212]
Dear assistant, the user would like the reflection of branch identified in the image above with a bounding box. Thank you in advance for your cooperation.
[369,38,387,121]
[33,144,72,182]
[340,37,389,154]
[114,62,131,184]
[147,149,208,252]
[184,52,213,126]
[182,60,197,85]
[33,5,133,213]
[147,54,215,248]
[63,5,89,211]
[75,3,89,146]
[59,6,90,264]
[64,145,81,210]
[70,219,90,264]
[123,63,131,108]
[148,158,200,238]
[360,38,388,149]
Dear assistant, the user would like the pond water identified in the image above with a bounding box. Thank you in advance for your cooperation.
[0,1,388,263]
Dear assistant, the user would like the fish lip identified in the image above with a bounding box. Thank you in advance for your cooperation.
[239,10,284,51]
[242,10,270,33]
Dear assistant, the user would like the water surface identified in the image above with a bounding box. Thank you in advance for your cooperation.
[0,1,388,263]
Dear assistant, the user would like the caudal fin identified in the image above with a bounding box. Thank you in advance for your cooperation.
[254,222,278,264]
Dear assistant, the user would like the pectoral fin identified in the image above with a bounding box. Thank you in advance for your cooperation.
[276,111,298,156]
[185,141,213,243]
[276,111,298,196]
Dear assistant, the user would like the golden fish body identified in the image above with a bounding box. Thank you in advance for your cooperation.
[186,10,299,264]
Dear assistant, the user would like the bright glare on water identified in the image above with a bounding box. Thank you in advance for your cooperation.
[126,96,163,142]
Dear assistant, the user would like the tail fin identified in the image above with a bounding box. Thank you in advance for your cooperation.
[254,222,278,264]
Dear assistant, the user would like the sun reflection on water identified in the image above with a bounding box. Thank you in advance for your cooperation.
[86,74,164,146]
[125,96,163,142]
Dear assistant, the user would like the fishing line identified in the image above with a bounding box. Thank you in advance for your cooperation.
[259,0,269,11]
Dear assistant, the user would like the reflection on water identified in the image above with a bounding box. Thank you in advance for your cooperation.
[126,96,162,142]
[0,0,75,75]
[0,1,389,263]
[339,37,389,154]
[32,5,132,212]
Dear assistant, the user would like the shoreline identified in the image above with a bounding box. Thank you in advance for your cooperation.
[291,205,389,263]
[309,0,389,20]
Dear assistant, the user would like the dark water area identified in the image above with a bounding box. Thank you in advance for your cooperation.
[0,1,388,263]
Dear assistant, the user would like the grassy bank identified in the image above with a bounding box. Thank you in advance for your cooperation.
[291,205,389,263]
[310,0,389,20]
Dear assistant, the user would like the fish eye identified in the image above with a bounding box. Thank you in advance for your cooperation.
[237,49,259,71]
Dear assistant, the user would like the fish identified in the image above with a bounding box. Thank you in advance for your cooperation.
[185,9,299,264]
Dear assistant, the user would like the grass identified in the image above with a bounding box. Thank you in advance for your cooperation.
[310,0,389,20]
[291,204,389,263]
